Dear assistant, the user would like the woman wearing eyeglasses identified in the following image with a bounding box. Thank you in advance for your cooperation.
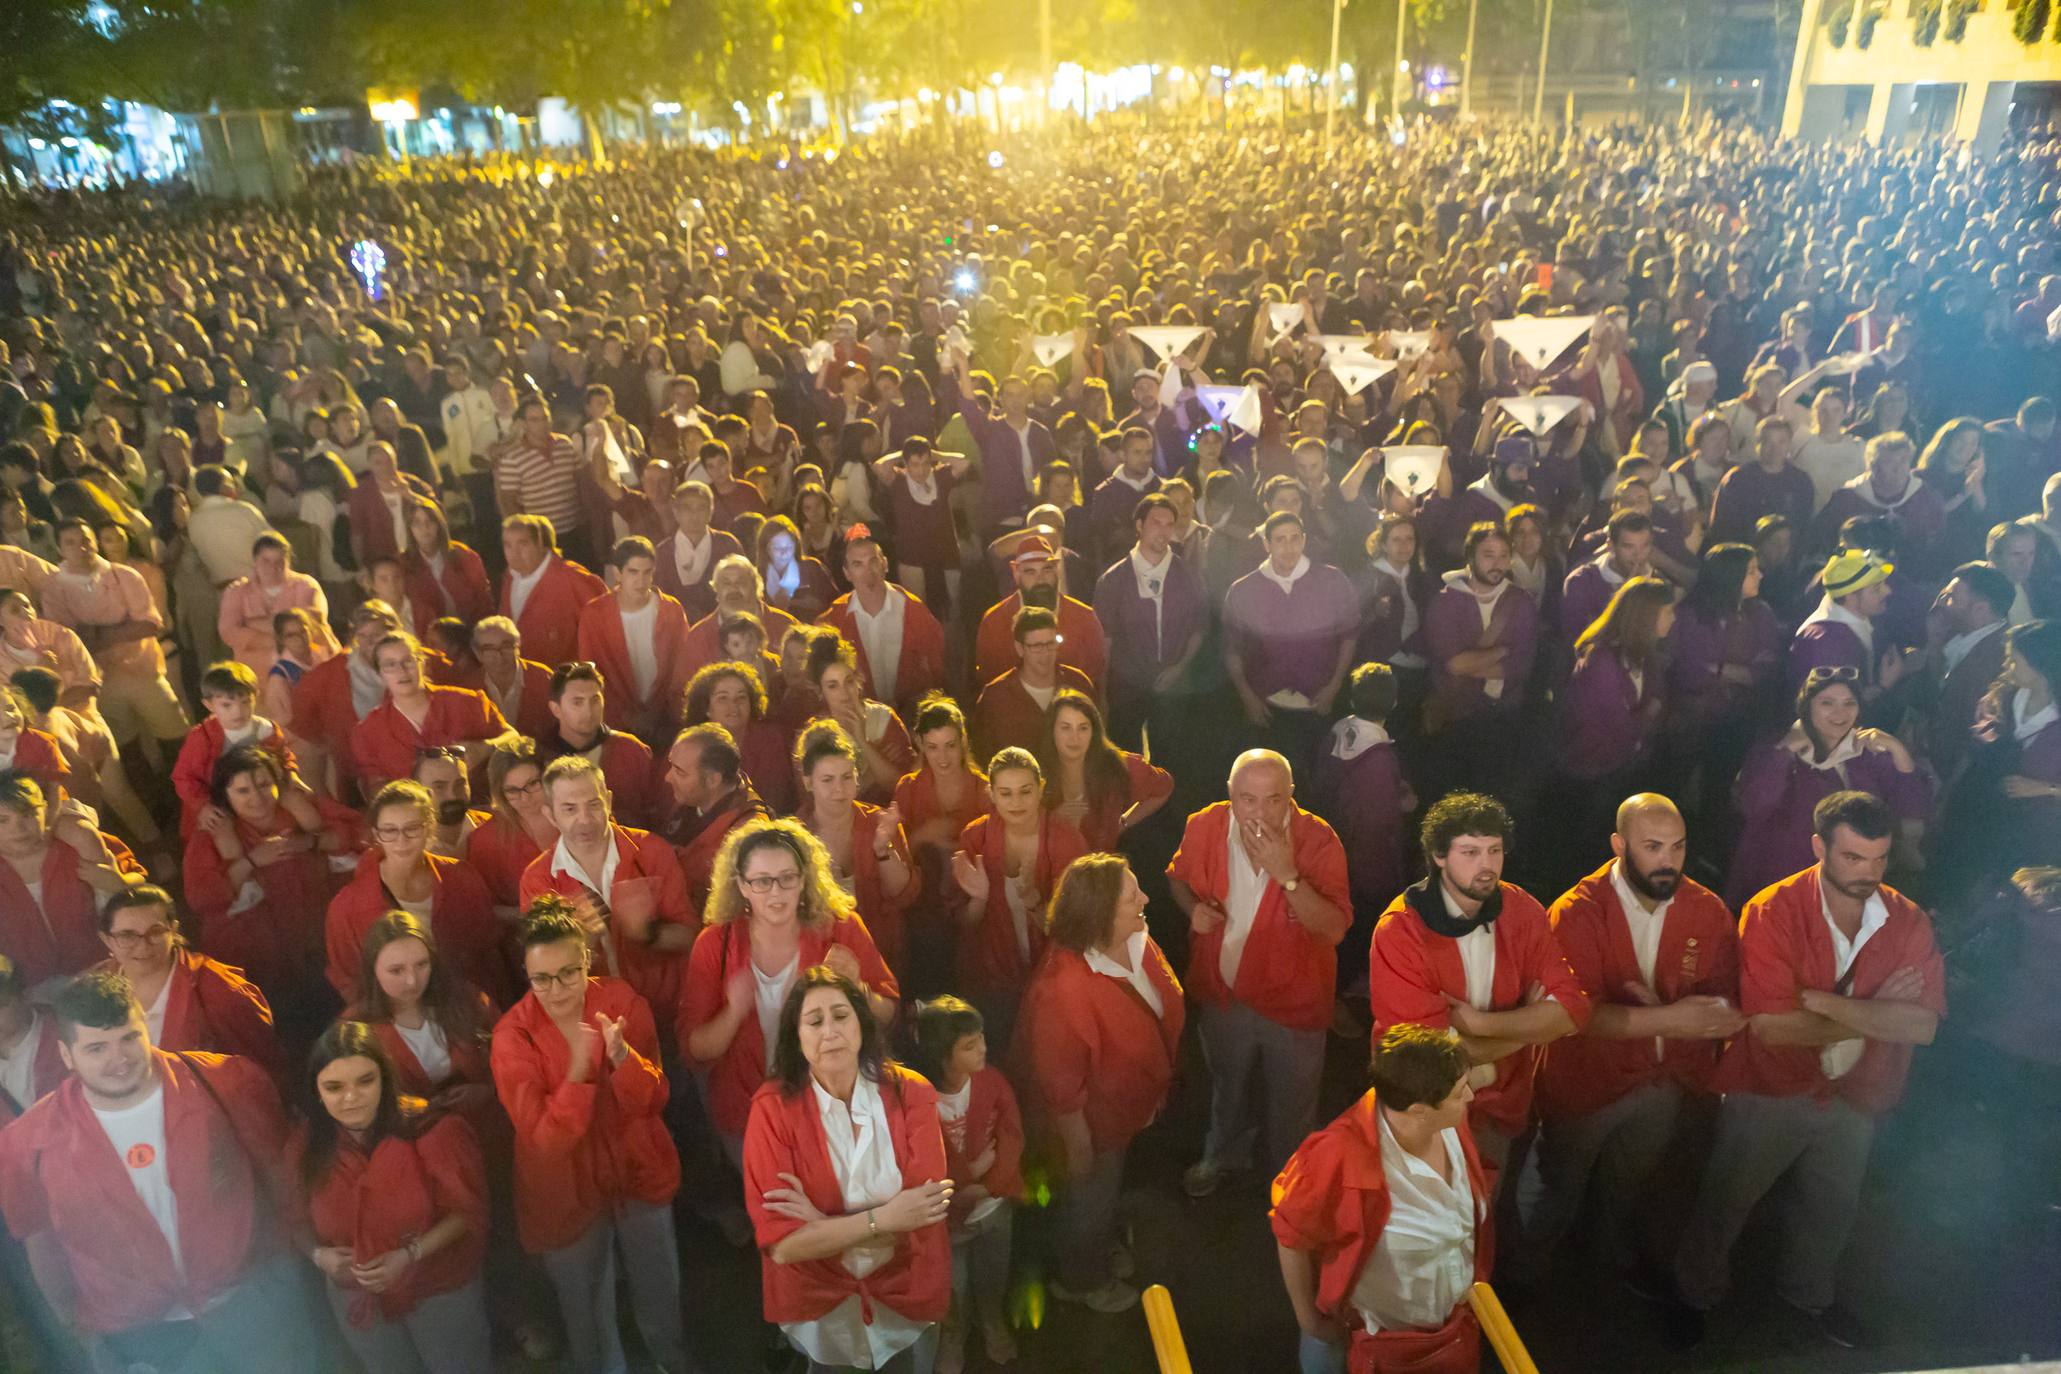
[325,780,508,1007]
[742,967,953,1374]
[288,1021,493,1374]
[491,896,689,1374]
[1725,666,1933,907]
[466,739,556,930]
[92,883,284,1080]
[681,817,900,1164]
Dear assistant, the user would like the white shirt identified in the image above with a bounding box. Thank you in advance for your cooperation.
[1008,420,1035,488]
[1130,545,1172,645]
[1258,554,1311,596]
[551,835,623,975]
[485,670,525,729]
[396,1018,453,1086]
[1793,434,1867,513]
[1819,886,1890,1080]
[95,1083,188,1285]
[2015,687,2059,743]
[618,597,661,699]
[672,529,716,589]
[1020,681,1056,713]
[1220,811,1271,989]
[1084,930,1165,1017]
[752,952,800,1073]
[851,587,907,706]
[1349,1112,1476,1334]
[1444,882,1497,1011]
[0,1012,44,1111]
[508,558,552,623]
[383,488,408,556]
[1940,619,2003,678]
[784,1076,928,1369]
[1609,860,1676,1060]
[143,973,173,1046]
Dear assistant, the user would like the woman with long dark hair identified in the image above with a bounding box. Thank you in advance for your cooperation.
[809,630,915,803]
[403,501,495,626]
[681,817,900,1161]
[1914,417,1990,568]
[1034,689,1172,853]
[743,968,953,1372]
[794,722,919,970]
[1665,542,1783,831]
[349,911,497,1120]
[288,1021,492,1373]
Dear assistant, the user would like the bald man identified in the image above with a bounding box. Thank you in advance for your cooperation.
[1167,750,1351,1197]
[1517,795,1743,1291]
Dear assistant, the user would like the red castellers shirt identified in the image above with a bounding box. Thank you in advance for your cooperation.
[1713,866,1944,1116]
[1537,862,1740,1120]
[1167,801,1351,1033]
[1017,940,1185,1153]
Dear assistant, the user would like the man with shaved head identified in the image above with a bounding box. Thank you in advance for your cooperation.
[1518,793,1743,1291]
[1167,749,1351,1197]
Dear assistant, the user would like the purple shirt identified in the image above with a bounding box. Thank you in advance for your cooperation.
[1557,647,1660,780]
[1422,577,1542,718]
[1094,549,1208,691]
[1726,740,1934,907]
[1666,600,1783,733]
[1223,562,1359,702]
[1708,461,1816,546]
[1559,556,1627,644]
[1788,616,1871,693]
[957,395,1053,530]
[1310,739,1410,907]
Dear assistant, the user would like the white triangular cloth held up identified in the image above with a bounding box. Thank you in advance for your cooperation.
[1032,334,1075,367]
[804,339,835,373]
[1330,356,1397,396]
[1129,325,1205,363]
[1268,303,1304,339]
[1491,315,1594,368]
[1313,333,1379,361]
[1194,385,1244,423]
[1388,330,1431,362]
[1496,395,1584,436]
[1382,446,1445,494]
[1226,384,1265,437]
[1157,357,1185,408]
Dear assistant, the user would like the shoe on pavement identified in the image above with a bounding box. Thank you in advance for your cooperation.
[981,1320,1019,1364]
[1182,1159,1228,1198]
[1049,1277,1141,1313]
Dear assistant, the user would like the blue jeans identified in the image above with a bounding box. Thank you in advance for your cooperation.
[1298,1330,1348,1374]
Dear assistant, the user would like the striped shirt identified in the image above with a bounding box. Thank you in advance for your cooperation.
[497,434,584,537]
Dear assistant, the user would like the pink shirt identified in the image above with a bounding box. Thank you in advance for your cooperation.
[217,572,328,678]
[0,618,100,695]
[37,558,165,678]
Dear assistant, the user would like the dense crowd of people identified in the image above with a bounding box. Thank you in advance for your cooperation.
[0,109,2057,1374]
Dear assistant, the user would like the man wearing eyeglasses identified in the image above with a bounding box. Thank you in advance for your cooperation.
[90,886,281,1081]
[471,615,554,743]
[518,755,697,1035]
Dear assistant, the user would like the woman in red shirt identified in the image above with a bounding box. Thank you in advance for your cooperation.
[794,721,918,970]
[1017,853,1184,1314]
[403,502,494,627]
[326,780,506,1005]
[810,631,916,803]
[348,911,498,1126]
[914,995,1023,1371]
[951,747,1087,1050]
[465,740,555,927]
[680,816,899,1160]
[490,898,687,1374]
[685,658,797,815]
[1035,689,1174,853]
[743,968,953,1372]
[288,1021,492,1373]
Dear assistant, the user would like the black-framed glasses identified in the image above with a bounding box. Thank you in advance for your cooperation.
[740,872,804,894]
[527,966,588,993]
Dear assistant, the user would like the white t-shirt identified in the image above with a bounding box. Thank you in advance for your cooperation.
[851,588,907,705]
[143,974,174,1047]
[1444,884,1496,1011]
[396,1018,454,1086]
[95,1084,186,1278]
[753,952,800,1074]
[619,598,661,699]
[508,559,552,622]
[383,489,408,556]
[1021,681,1057,713]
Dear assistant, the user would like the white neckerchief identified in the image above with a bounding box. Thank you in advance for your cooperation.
[1819,883,1891,1080]
[1941,619,2003,678]
[1508,553,1547,600]
[902,469,940,506]
[1371,557,1422,644]
[1799,593,1875,665]
[1593,551,1627,587]
[1803,727,1865,781]
[1444,882,1496,1010]
[508,556,553,622]
[1258,554,1312,596]
[1130,544,1172,644]
[1329,715,1391,762]
[1112,466,1154,492]
[1466,472,1517,513]
[672,529,714,586]
[1083,930,1164,1017]
[1442,570,1513,698]
[2015,688,2059,743]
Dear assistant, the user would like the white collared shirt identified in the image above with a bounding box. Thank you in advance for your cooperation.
[1220,812,1271,989]
[551,834,623,975]
[785,1075,928,1369]
[1084,930,1164,1017]
[1819,885,1890,1080]
[508,557,553,623]
[851,586,907,705]
[485,671,524,728]
[1940,619,2003,678]
[1443,883,1496,1010]
[2015,687,2059,743]
[1350,1112,1476,1334]
[1610,860,1674,1059]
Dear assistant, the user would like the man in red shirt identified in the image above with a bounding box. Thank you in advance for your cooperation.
[537,661,661,829]
[1669,790,1943,1349]
[497,513,607,670]
[972,534,1107,689]
[0,971,320,1367]
[1367,792,1588,1182]
[576,536,691,742]
[1168,749,1351,1198]
[971,606,1095,763]
[1519,794,1743,1290]
[818,531,946,715]
[660,722,770,908]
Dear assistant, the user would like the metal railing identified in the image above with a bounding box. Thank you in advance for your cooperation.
[1141,1279,1542,1374]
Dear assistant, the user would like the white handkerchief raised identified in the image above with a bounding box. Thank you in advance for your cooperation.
[1032,334,1074,368]
[1194,385,1244,423]
[804,339,835,373]
[1157,357,1184,408]
[1497,395,1585,436]
[1268,303,1304,338]
[1388,330,1431,362]
[1129,325,1205,363]
[1313,333,1378,362]
[1330,356,1396,396]
[1382,446,1445,494]
[1820,352,1869,377]
[1226,383,1265,437]
[1492,315,1595,369]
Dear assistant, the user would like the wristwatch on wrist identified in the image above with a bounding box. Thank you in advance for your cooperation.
[1282,875,1301,893]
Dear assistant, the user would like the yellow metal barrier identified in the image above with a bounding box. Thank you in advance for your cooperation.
[1142,1283,1195,1374]
[1469,1280,1542,1374]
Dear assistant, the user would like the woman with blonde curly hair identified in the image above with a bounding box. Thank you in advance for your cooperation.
[679,816,900,1160]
